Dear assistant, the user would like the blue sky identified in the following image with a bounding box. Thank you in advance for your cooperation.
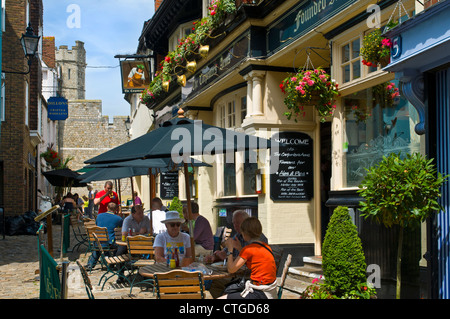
[43,0,155,120]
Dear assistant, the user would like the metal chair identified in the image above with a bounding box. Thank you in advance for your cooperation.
[93,233,131,290]
[76,260,95,299]
[126,235,155,293]
[154,270,205,299]
[69,214,89,252]
[277,254,292,299]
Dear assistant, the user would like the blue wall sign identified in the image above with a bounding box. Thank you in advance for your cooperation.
[47,96,68,121]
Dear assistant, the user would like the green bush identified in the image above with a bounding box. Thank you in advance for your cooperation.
[169,196,184,218]
[322,206,368,297]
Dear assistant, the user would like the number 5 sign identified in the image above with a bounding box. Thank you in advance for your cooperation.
[391,35,402,59]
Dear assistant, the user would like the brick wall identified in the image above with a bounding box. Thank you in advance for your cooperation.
[42,36,56,68]
[1,0,43,216]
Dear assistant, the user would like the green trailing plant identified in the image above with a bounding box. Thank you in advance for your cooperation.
[321,206,369,297]
[360,28,391,66]
[358,152,447,299]
[140,0,237,105]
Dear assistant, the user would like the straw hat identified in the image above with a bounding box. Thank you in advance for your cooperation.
[160,211,185,224]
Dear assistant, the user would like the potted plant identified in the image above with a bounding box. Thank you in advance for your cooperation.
[301,206,376,299]
[279,68,340,123]
[40,144,61,167]
[358,152,447,299]
[360,28,392,67]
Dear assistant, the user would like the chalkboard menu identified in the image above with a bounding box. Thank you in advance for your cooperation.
[160,171,179,199]
[270,132,313,201]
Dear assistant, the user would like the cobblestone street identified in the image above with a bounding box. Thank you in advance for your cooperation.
[0,224,299,300]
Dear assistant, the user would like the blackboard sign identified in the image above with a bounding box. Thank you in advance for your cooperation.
[160,171,179,199]
[270,132,313,201]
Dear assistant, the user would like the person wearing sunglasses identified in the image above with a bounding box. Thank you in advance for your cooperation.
[154,211,192,266]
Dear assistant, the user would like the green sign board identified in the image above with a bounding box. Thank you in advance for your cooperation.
[267,0,358,54]
[39,245,61,299]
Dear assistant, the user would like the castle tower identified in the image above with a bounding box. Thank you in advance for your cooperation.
[55,40,86,100]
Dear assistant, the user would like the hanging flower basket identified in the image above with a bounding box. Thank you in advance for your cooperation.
[280,68,340,123]
[360,28,392,66]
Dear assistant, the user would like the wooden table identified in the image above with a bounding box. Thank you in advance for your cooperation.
[139,262,236,281]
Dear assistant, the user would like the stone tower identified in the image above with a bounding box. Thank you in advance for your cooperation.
[55,40,86,100]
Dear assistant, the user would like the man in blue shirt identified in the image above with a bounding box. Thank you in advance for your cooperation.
[86,202,123,270]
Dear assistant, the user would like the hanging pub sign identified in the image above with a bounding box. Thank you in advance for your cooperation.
[120,60,151,93]
[47,96,68,121]
[160,171,179,199]
[270,131,314,201]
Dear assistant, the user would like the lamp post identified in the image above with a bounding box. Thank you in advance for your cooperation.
[125,116,131,137]
[2,23,40,75]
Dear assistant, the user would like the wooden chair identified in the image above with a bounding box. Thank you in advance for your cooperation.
[277,254,292,299]
[126,235,155,293]
[114,227,122,243]
[93,233,131,290]
[154,270,205,299]
[85,226,116,261]
[76,260,95,299]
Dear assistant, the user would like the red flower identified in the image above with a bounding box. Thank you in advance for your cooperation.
[165,56,171,63]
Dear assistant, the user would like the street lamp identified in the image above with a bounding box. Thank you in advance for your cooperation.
[125,116,131,136]
[21,23,40,66]
[2,23,40,74]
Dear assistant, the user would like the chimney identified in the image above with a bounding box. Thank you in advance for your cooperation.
[155,0,163,11]
[42,36,56,69]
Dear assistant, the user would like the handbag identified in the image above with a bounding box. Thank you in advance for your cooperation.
[223,274,247,294]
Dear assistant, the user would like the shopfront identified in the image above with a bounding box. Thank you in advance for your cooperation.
[383,0,450,299]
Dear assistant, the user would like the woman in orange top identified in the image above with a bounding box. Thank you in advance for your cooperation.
[219,217,277,299]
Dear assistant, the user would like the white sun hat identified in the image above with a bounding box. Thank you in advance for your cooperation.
[160,211,185,224]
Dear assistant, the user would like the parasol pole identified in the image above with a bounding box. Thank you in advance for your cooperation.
[130,177,135,205]
[148,168,154,235]
[184,161,195,261]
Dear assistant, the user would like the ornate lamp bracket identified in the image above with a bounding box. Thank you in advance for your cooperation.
[400,69,425,135]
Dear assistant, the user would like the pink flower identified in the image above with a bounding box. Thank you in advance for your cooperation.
[291,77,297,82]
[381,38,392,47]
[305,71,311,76]
[307,80,315,86]
[312,278,319,284]
[210,10,216,15]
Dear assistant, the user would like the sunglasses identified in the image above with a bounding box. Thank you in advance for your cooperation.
[168,223,181,228]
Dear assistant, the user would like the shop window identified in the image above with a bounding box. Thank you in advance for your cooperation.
[227,101,235,128]
[342,80,421,187]
[224,154,236,196]
[341,37,361,83]
[243,150,257,195]
[241,96,247,122]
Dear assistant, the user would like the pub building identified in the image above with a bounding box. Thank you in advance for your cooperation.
[125,0,433,297]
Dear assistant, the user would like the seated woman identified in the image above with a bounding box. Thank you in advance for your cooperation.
[219,217,277,299]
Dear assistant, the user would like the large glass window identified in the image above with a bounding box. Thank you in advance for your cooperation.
[343,80,421,187]
[243,150,257,195]
[224,154,236,196]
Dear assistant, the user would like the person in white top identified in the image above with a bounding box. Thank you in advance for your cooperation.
[154,211,192,266]
[148,197,167,235]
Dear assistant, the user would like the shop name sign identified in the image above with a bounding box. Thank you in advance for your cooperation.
[268,0,357,53]
[188,34,249,97]
[47,96,68,121]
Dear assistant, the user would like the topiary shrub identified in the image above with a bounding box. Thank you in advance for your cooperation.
[322,206,368,297]
[169,196,184,218]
